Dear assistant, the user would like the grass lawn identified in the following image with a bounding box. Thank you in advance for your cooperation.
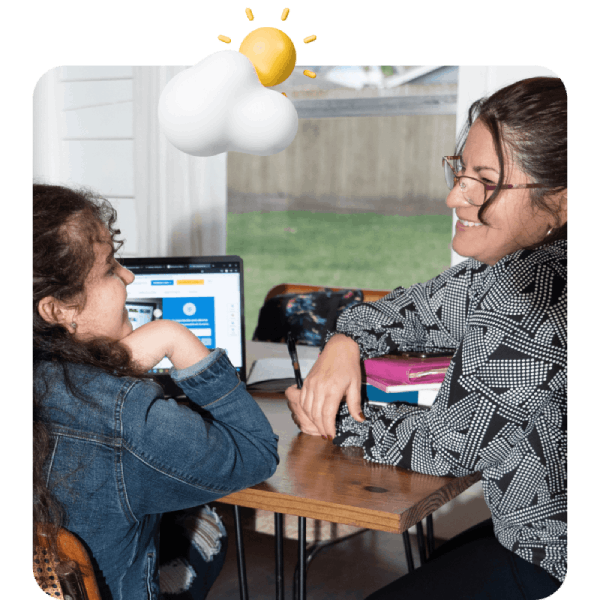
[226,211,453,340]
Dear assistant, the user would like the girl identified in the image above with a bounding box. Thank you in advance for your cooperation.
[33,184,279,599]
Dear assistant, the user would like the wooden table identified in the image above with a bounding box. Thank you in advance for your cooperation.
[218,395,481,600]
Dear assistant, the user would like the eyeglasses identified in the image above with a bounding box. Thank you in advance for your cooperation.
[442,156,548,207]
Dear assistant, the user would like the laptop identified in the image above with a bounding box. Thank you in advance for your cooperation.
[121,255,247,398]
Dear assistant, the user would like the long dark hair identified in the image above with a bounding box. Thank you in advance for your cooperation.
[457,76,567,248]
[33,184,148,559]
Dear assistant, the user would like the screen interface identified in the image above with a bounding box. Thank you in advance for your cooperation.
[124,261,243,374]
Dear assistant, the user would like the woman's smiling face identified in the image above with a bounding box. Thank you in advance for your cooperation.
[446,120,554,266]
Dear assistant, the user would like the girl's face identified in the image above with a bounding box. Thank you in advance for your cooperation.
[446,120,554,265]
[72,229,135,342]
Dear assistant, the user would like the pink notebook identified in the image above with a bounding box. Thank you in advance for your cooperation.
[364,355,452,388]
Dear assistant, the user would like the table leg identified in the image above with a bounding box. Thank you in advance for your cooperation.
[274,513,284,600]
[298,517,307,600]
[402,530,415,573]
[233,505,249,600]
[292,528,369,600]
[426,514,435,558]
[416,521,427,565]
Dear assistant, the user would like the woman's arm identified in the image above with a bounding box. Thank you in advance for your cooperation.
[331,258,488,359]
[289,260,488,438]
[286,333,363,438]
[335,256,567,476]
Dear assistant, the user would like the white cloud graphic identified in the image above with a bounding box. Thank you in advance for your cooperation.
[158,51,298,157]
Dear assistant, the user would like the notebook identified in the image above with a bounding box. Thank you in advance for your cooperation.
[121,255,246,397]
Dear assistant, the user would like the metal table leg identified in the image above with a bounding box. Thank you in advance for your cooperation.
[286,516,421,595]
[233,505,249,600]
[426,514,435,558]
[402,530,415,573]
[235,509,426,597]
[416,521,427,565]
[274,513,284,600]
[292,528,369,600]
[298,517,307,600]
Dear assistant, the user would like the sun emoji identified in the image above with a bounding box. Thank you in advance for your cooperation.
[218,7,317,89]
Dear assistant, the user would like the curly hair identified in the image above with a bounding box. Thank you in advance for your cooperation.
[456,76,567,249]
[33,184,149,565]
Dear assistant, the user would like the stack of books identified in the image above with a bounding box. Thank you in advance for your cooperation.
[363,354,452,408]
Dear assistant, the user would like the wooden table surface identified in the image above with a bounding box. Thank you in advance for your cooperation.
[219,396,481,534]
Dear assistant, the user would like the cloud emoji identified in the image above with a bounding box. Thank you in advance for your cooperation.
[158,51,298,157]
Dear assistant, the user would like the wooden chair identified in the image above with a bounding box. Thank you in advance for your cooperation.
[264,283,391,305]
[34,527,101,600]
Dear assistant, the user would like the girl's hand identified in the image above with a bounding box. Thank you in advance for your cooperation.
[120,320,210,372]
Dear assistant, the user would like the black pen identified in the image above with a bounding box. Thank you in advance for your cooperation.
[286,332,303,389]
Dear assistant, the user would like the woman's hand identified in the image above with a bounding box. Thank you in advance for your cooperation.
[285,386,321,436]
[120,320,210,372]
[294,334,364,439]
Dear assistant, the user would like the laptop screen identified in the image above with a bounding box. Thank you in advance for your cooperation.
[121,255,246,391]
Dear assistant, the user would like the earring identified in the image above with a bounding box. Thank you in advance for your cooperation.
[71,322,77,330]
[547,228,553,236]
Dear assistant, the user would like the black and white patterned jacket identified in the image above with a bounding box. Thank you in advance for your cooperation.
[330,240,567,582]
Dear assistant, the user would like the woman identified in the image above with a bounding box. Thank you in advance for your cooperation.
[286,77,566,599]
[33,184,279,599]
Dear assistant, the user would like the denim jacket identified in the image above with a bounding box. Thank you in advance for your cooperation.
[36,349,279,600]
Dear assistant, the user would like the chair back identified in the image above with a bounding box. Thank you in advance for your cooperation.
[252,283,391,346]
[264,283,390,305]
[34,527,101,600]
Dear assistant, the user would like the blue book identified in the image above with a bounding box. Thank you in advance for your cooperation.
[363,382,440,407]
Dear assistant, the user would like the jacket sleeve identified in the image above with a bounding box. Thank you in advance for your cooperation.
[119,349,279,518]
[325,259,490,358]
[335,256,567,477]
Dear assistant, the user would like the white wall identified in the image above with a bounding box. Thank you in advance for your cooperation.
[450,66,559,267]
[32,66,227,258]
[33,66,139,253]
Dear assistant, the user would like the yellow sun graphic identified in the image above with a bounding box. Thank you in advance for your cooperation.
[219,7,317,89]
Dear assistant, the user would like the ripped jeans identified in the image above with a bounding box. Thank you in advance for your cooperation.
[159,505,228,600]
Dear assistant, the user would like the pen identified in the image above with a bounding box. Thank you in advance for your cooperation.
[286,332,303,389]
